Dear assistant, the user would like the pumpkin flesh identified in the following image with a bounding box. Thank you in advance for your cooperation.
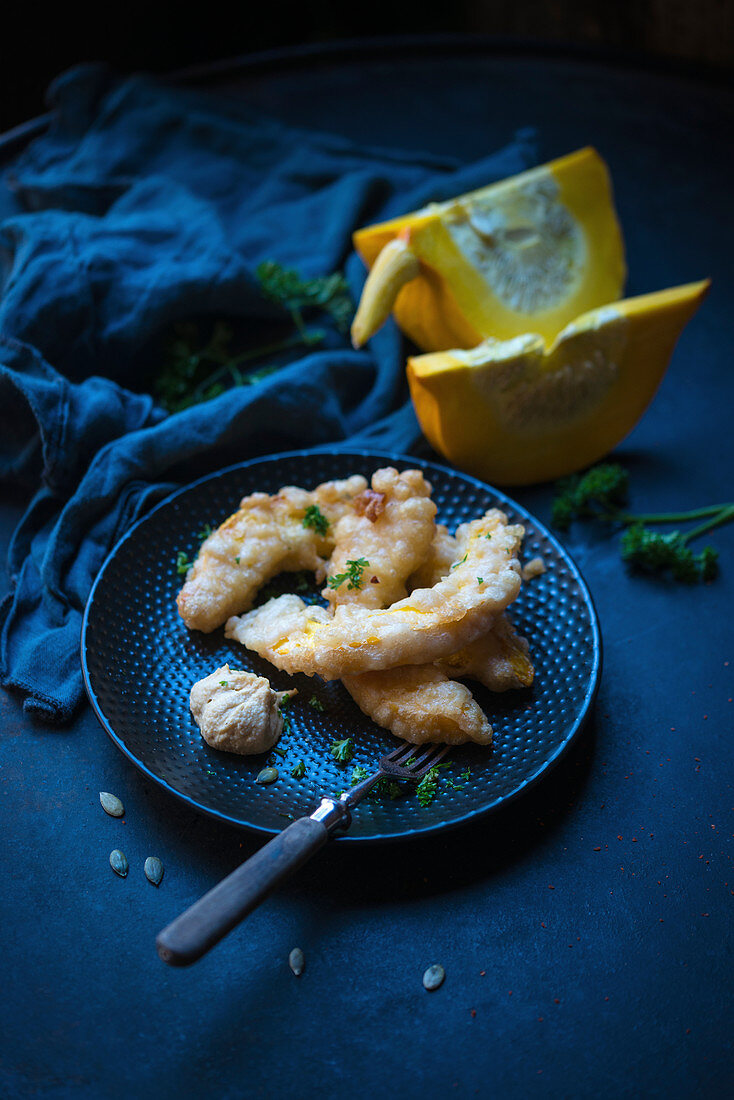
[353,147,627,351]
[406,280,711,485]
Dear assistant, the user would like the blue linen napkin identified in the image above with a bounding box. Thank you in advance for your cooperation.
[0,63,536,722]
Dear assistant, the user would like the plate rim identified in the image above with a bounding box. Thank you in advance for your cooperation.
[81,446,602,844]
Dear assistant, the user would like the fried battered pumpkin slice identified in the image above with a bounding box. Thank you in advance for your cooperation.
[324,467,437,610]
[436,613,534,691]
[177,475,367,633]
[413,525,534,691]
[328,474,489,743]
[407,523,457,590]
[225,509,524,678]
[342,666,492,746]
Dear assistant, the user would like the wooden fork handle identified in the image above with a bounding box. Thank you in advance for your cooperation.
[156,817,329,966]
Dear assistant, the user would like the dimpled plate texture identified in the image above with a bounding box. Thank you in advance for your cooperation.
[81,448,601,843]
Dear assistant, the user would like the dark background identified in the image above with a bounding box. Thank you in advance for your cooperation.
[2,8,733,1099]
[2,0,733,134]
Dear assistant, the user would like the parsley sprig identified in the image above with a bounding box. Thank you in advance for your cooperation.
[256,261,353,337]
[552,464,630,528]
[620,525,720,582]
[155,320,295,413]
[552,463,733,583]
[154,262,354,413]
[327,557,370,591]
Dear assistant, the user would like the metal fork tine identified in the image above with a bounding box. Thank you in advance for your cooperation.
[377,742,450,781]
[407,745,440,769]
[417,745,449,773]
[385,744,414,765]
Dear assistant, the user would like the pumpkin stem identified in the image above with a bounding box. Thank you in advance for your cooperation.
[351,237,421,348]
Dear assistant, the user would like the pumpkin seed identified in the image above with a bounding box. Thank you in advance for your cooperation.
[289,947,305,976]
[99,791,124,817]
[256,766,279,785]
[110,849,128,877]
[144,856,164,886]
[422,964,445,991]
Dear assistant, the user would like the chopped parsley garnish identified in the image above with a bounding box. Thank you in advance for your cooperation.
[278,694,293,734]
[415,761,453,805]
[345,758,470,805]
[308,695,326,712]
[219,680,228,687]
[444,767,471,791]
[176,550,193,575]
[302,505,330,536]
[350,765,400,801]
[327,557,370,591]
[450,553,468,571]
[477,577,483,585]
[175,525,213,575]
[235,555,240,564]
[291,760,306,779]
[416,766,441,807]
[330,738,354,764]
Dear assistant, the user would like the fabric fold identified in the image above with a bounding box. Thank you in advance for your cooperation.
[0,64,537,721]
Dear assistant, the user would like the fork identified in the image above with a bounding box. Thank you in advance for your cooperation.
[156,742,448,966]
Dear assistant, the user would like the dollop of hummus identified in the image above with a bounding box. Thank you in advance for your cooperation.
[190,664,293,755]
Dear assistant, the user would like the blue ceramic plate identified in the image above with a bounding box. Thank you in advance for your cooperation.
[81,448,601,843]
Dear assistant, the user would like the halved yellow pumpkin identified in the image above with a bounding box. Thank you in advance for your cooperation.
[352,147,626,351]
[406,280,710,486]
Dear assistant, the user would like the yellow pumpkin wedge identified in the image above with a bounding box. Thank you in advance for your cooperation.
[352,147,626,352]
[406,280,710,486]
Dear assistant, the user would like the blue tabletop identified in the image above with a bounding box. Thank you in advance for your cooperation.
[1,39,732,1099]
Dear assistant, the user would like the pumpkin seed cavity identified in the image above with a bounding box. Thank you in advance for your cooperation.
[100,792,125,817]
[457,307,625,432]
[446,174,583,314]
[110,850,129,878]
[144,856,164,886]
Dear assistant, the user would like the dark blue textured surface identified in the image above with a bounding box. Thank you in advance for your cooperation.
[1,40,733,1100]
